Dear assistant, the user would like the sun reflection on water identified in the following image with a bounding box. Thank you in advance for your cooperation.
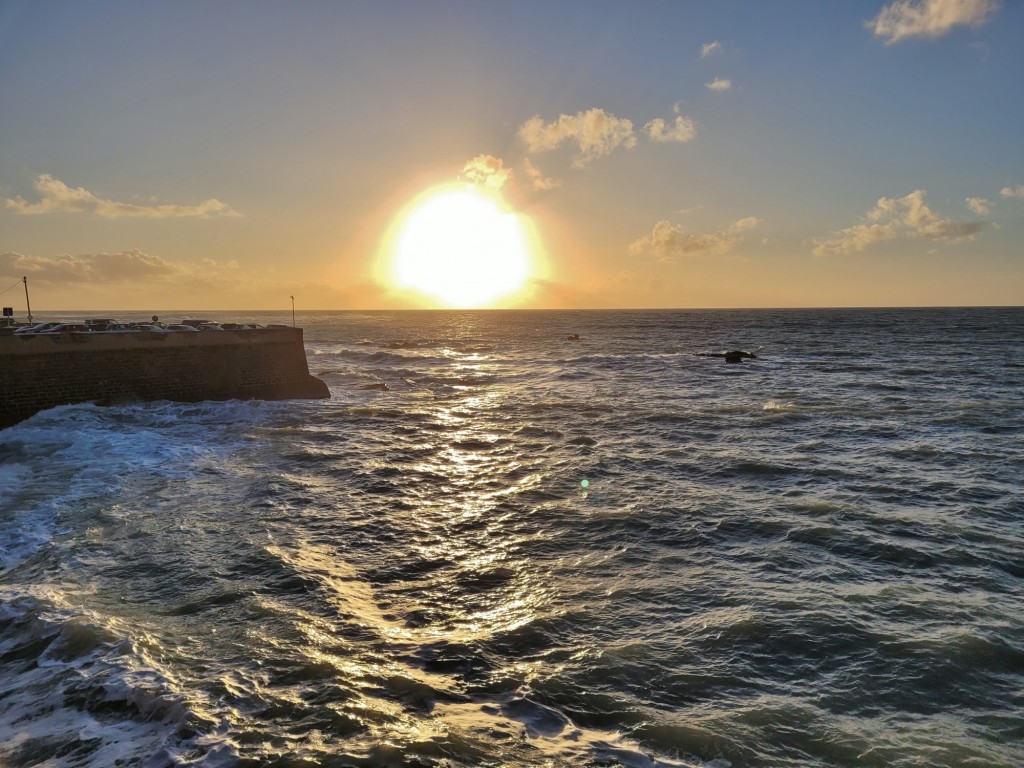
[237,340,594,761]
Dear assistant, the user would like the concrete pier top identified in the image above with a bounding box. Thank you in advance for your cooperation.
[0,326,306,355]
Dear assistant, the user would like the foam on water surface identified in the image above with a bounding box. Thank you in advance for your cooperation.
[1,308,1022,767]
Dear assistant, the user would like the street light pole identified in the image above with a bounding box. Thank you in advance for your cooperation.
[290,295,295,327]
[23,276,32,323]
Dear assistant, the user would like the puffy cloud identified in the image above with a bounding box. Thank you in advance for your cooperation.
[522,158,560,191]
[965,196,990,215]
[461,155,510,190]
[813,189,982,256]
[730,216,760,232]
[0,249,177,283]
[700,41,723,58]
[629,217,758,261]
[644,115,697,143]
[517,108,637,167]
[867,0,998,44]
[706,77,732,91]
[4,174,240,218]
[1000,184,1024,198]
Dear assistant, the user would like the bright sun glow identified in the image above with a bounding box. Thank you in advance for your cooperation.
[388,186,537,308]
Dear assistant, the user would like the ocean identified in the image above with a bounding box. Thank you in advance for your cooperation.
[1,308,1021,768]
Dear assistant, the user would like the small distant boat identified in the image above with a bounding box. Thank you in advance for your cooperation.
[566,333,580,341]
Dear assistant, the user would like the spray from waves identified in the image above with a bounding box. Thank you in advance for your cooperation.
[0,400,302,766]
[4,309,1021,767]
[0,587,236,767]
[0,400,283,570]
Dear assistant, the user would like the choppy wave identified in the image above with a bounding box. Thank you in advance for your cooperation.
[2,308,1023,767]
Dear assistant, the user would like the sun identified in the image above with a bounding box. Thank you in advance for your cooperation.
[385,185,540,308]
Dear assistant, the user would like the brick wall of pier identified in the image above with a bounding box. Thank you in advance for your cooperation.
[0,328,329,429]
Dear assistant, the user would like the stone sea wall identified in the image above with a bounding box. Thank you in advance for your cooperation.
[0,328,329,429]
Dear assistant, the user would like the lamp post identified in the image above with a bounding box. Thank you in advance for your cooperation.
[290,295,295,327]
[23,276,32,323]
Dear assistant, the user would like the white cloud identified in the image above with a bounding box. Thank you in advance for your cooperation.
[0,249,177,283]
[700,41,723,58]
[461,155,510,190]
[4,174,240,218]
[868,0,998,44]
[644,115,697,143]
[730,216,760,232]
[0,250,260,303]
[518,108,637,167]
[813,189,982,255]
[706,77,732,91]
[629,217,758,261]
[1000,184,1024,198]
[965,196,990,215]
[522,158,560,191]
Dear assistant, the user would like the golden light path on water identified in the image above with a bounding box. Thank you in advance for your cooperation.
[220,352,651,764]
[2,309,1019,767]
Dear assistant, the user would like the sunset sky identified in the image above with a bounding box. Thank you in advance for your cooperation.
[1,0,1022,311]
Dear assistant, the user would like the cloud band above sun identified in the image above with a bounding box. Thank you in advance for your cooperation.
[518,108,638,168]
[5,174,240,219]
[517,106,698,170]
[630,217,760,261]
[461,155,511,190]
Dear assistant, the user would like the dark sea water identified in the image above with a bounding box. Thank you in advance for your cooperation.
[1,308,1022,768]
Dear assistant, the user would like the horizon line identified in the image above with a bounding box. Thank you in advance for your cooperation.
[13,304,1024,315]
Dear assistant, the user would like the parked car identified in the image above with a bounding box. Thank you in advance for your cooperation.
[41,324,90,334]
[180,319,224,331]
[84,318,119,330]
[14,322,62,334]
[165,324,199,332]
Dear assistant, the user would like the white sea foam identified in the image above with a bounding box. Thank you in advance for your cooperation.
[0,588,211,767]
[0,461,28,494]
[433,698,726,768]
[2,308,1021,767]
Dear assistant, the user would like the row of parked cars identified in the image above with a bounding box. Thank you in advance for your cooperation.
[11,319,276,335]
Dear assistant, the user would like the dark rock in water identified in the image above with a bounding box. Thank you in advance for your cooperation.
[359,382,389,391]
[724,350,756,364]
[695,350,757,363]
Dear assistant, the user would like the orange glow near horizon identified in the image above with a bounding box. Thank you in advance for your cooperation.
[381,184,545,309]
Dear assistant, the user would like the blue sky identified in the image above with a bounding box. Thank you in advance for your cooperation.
[1,0,1021,310]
